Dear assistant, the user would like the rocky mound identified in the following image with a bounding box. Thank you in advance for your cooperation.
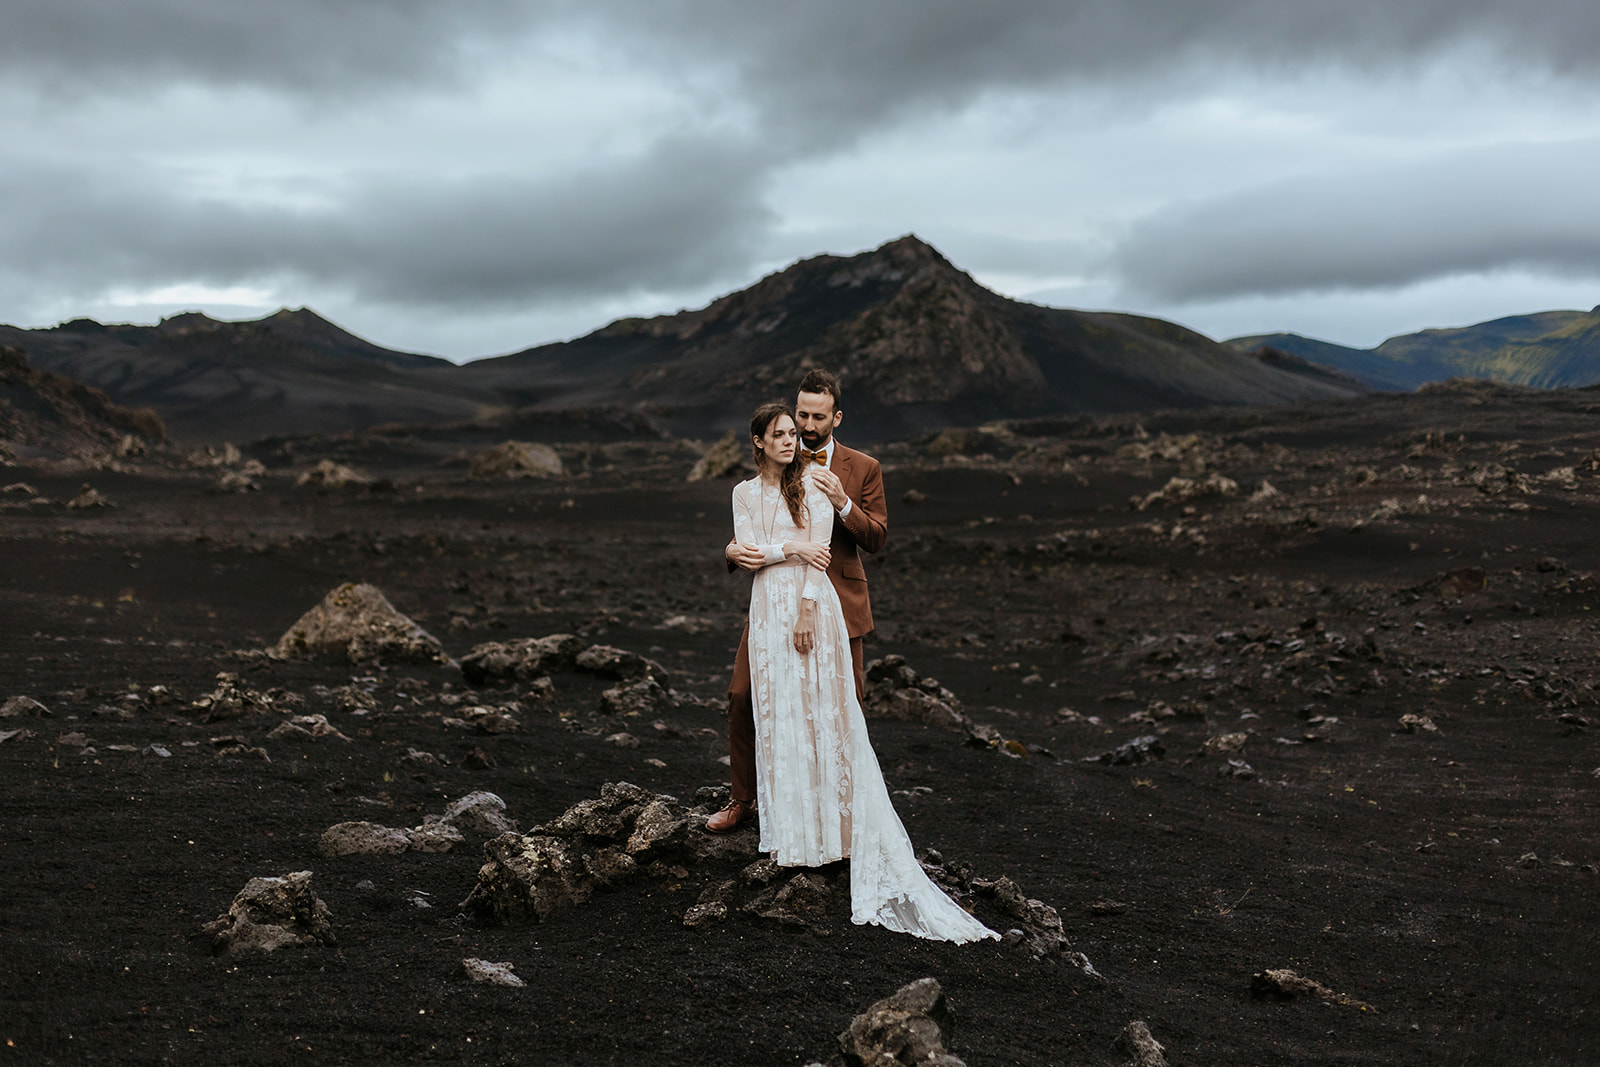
[272,583,452,667]
[0,345,164,463]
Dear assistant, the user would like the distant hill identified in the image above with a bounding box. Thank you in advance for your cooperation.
[456,235,1365,438]
[0,345,165,461]
[1228,306,1600,392]
[2,237,1367,444]
[0,309,492,442]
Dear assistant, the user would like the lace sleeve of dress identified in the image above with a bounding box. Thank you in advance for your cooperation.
[801,479,833,602]
[732,482,786,564]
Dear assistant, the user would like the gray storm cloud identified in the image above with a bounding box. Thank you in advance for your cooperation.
[4,1,1600,326]
[1110,142,1600,302]
[0,140,769,309]
[8,1,1599,108]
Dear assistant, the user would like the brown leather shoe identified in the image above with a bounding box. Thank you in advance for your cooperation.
[705,798,753,833]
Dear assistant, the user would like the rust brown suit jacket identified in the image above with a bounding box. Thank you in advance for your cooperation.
[727,441,889,639]
[824,442,888,638]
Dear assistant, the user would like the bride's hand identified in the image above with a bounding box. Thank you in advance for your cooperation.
[785,541,831,571]
[793,601,817,654]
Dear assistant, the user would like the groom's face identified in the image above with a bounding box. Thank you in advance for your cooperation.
[795,391,842,449]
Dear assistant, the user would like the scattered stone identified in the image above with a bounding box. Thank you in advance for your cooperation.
[438,791,516,835]
[464,746,497,770]
[461,958,526,988]
[576,644,670,681]
[188,672,276,721]
[687,432,752,482]
[216,469,259,492]
[1131,472,1238,512]
[660,614,713,634]
[832,978,966,1067]
[58,730,90,748]
[1218,759,1257,780]
[1251,968,1374,1011]
[1203,732,1247,754]
[740,858,783,887]
[265,714,351,742]
[461,634,584,684]
[405,824,465,853]
[599,677,675,718]
[682,901,728,928]
[469,440,563,480]
[745,872,833,934]
[1114,1020,1169,1067]
[211,735,270,761]
[442,704,523,734]
[460,781,699,923]
[606,731,640,748]
[0,728,33,744]
[902,488,928,505]
[273,583,452,667]
[1248,480,1280,503]
[1087,735,1165,766]
[1,695,51,718]
[200,871,336,954]
[1518,851,1541,869]
[862,655,1015,752]
[65,483,112,508]
[318,821,413,857]
[2,482,38,495]
[1398,713,1440,734]
[294,459,369,488]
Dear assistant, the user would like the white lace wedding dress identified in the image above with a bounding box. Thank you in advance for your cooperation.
[732,473,997,943]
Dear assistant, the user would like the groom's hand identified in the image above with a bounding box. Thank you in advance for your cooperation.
[812,469,848,510]
[727,540,766,572]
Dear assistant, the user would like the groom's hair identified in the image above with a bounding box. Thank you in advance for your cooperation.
[796,369,842,411]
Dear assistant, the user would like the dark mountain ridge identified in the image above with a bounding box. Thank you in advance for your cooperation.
[455,236,1365,437]
[1228,305,1600,392]
[4,236,1364,443]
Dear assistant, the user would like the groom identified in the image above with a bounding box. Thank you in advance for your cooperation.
[707,369,889,833]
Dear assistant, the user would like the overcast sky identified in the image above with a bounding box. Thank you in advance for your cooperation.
[3,0,1599,360]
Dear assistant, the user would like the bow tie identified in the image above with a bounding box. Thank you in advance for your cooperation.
[800,449,828,466]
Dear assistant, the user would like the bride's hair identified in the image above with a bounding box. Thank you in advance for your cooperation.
[750,401,808,529]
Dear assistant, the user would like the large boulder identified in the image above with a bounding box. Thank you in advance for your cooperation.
[461,634,584,684]
[273,583,452,667]
[438,791,516,835]
[200,871,336,954]
[832,978,965,1067]
[469,441,563,479]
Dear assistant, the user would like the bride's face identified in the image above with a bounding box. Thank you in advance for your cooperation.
[755,414,798,469]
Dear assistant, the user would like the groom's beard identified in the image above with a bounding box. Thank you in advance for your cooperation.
[799,430,831,450]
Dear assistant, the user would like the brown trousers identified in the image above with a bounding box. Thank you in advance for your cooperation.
[727,622,866,803]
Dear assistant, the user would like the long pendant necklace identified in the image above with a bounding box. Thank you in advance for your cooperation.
[758,481,781,544]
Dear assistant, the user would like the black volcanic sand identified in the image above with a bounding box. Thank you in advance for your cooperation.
[4,383,1600,1065]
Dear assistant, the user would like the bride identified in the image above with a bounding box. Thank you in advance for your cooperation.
[730,401,997,944]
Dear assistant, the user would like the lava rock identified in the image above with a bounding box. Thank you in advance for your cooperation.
[294,459,369,488]
[0,695,51,718]
[576,644,669,681]
[1114,1020,1169,1067]
[1088,735,1165,766]
[600,677,675,717]
[461,634,584,684]
[201,871,336,954]
[832,978,965,1067]
[1251,968,1373,1010]
[682,901,728,928]
[687,432,753,482]
[461,958,526,987]
[273,583,452,667]
[468,441,562,480]
[438,791,516,835]
[189,672,275,721]
[460,781,689,924]
[318,822,413,857]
